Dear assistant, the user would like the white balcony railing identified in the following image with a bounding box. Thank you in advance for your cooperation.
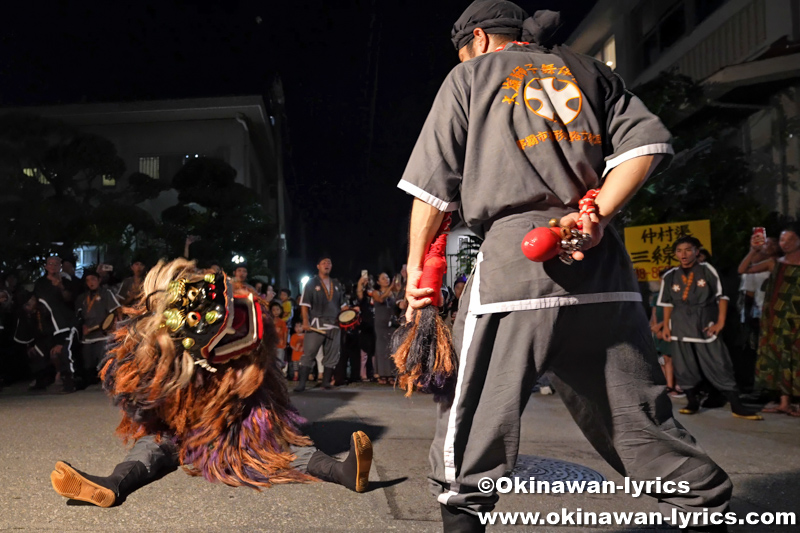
[675,0,767,81]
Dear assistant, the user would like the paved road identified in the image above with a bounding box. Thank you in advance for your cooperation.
[0,381,797,532]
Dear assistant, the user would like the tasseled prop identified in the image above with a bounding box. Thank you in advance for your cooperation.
[390,214,458,402]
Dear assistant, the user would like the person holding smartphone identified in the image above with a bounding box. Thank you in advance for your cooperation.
[743,224,800,416]
[736,228,780,391]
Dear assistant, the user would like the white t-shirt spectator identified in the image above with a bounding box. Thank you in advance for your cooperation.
[743,271,771,318]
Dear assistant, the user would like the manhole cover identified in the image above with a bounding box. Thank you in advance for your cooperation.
[512,455,606,483]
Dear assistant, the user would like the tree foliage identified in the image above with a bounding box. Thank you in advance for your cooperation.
[0,113,157,277]
[0,115,278,280]
[618,72,783,276]
[162,157,276,275]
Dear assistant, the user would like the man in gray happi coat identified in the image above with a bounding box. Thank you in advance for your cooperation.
[659,236,761,420]
[295,256,346,392]
[76,270,120,384]
[399,1,732,531]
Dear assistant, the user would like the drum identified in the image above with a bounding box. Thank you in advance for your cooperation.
[86,312,116,334]
[338,309,361,331]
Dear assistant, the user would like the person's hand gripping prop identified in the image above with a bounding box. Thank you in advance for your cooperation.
[390,214,457,402]
[521,189,601,264]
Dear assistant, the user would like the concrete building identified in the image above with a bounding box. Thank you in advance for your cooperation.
[4,96,290,284]
[567,0,800,217]
[446,221,480,289]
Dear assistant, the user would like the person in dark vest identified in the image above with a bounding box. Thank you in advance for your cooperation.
[659,236,762,420]
[295,256,346,391]
[76,270,121,384]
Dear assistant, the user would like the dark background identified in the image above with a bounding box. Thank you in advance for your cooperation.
[0,0,598,280]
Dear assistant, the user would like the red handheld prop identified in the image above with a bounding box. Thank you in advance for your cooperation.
[521,226,561,262]
[418,218,450,304]
[520,189,601,263]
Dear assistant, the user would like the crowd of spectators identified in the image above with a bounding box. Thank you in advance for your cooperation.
[0,256,144,393]
[267,263,469,388]
[5,222,795,410]
[0,251,472,394]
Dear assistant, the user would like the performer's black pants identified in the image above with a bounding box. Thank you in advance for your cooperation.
[431,288,732,516]
[359,326,376,378]
[122,436,317,480]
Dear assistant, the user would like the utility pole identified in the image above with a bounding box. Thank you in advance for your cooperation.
[271,76,288,290]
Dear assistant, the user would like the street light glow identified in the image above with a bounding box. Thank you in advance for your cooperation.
[232,255,245,264]
[300,275,310,289]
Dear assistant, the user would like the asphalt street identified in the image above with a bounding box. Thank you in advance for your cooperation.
[0,381,797,532]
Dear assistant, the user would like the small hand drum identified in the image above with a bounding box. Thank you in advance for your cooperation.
[86,312,116,334]
[338,309,361,331]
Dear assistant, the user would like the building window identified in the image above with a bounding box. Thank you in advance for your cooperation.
[138,156,160,179]
[594,35,617,69]
[23,167,49,185]
[75,245,100,276]
[696,0,727,24]
[659,4,686,50]
[101,175,116,187]
[640,1,688,69]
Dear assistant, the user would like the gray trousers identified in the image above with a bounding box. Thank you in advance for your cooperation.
[124,436,317,475]
[300,328,341,369]
[123,436,180,476]
[671,340,738,392]
[430,294,732,515]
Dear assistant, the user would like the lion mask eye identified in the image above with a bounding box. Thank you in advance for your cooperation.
[186,311,202,327]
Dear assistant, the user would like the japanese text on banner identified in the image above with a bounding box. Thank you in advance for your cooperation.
[623,220,712,282]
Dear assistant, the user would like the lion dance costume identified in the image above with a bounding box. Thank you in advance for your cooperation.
[50,259,371,507]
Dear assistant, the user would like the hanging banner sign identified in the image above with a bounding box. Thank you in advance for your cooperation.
[623,220,712,282]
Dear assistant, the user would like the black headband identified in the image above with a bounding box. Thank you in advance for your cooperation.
[451,1,561,51]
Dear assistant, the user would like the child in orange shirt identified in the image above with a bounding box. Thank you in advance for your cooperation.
[270,302,288,371]
[289,321,305,381]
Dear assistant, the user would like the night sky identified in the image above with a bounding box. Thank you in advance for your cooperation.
[1,0,597,279]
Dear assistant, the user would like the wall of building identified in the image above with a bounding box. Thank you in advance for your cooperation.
[445,225,479,288]
[568,0,796,85]
[76,117,275,220]
[568,0,800,218]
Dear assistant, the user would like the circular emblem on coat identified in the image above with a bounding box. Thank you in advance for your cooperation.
[524,77,583,125]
